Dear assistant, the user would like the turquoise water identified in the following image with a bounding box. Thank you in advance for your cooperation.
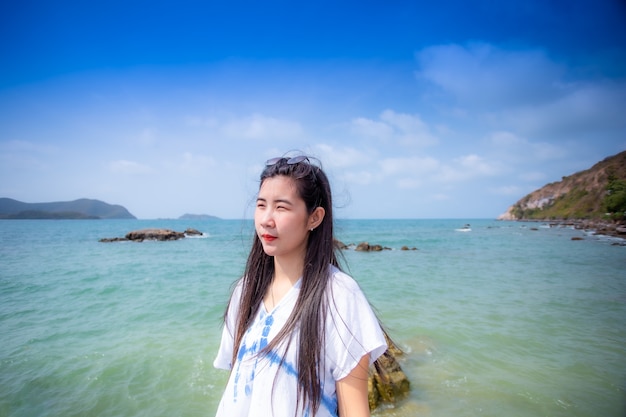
[1,219,624,417]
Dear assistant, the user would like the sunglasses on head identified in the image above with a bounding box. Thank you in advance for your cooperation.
[265,155,310,166]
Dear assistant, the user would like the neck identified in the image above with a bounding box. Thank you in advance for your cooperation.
[273,254,304,285]
[264,254,304,311]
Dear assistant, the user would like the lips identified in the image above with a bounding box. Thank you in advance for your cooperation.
[261,234,277,242]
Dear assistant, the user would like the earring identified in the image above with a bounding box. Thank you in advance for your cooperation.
[310,228,314,232]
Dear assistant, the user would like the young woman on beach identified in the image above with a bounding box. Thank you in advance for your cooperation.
[213,155,387,417]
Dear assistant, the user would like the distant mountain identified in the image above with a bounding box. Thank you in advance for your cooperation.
[498,150,626,221]
[0,198,136,219]
[178,213,220,220]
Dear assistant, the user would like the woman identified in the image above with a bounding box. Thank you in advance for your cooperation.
[214,155,387,417]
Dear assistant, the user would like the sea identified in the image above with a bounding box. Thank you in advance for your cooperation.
[1,219,625,417]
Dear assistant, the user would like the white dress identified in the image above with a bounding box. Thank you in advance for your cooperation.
[213,265,387,417]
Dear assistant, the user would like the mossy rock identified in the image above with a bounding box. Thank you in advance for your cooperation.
[368,335,410,410]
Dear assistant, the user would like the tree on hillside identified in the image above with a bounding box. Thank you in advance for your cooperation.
[604,173,626,220]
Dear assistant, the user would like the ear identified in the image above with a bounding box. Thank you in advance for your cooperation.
[308,207,326,231]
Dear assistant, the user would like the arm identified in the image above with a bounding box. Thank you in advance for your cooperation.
[336,353,371,417]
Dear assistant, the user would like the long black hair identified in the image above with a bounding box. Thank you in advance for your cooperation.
[227,155,341,414]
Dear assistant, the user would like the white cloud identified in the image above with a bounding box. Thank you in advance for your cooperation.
[488,130,566,162]
[379,156,440,177]
[437,164,465,182]
[380,110,438,146]
[350,110,438,146]
[3,41,622,219]
[314,143,374,169]
[331,151,499,192]
[179,152,216,174]
[358,155,440,189]
[501,81,626,137]
[109,159,153,175]
[457,154,496,175]
[349,117,394,140]
[416,42,626,157]
[416,42,564,108]
[396,177,423,189]
[311,144,380,186]
[221,113,303,140]
[489,131,524,147]
[438,154,499,183]
[342,170,378,186]
[490,185,523,196]
[138,128,157,146]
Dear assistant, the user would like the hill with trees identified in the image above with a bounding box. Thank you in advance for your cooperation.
[498,150,626,221]
[0,198,136,219]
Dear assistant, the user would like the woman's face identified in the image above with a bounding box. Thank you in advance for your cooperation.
[255,175,316,262]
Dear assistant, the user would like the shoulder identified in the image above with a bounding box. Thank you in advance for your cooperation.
[327,265,370,306]
[324,265,387,375]
[227,278,244,304]
[225,278,245,318]
[328,265,362,294]
[232,277,244,296]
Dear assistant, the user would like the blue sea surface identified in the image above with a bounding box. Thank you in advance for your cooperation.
[1,219,625,417]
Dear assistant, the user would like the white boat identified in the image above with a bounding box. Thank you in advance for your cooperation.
[455,224,472,232]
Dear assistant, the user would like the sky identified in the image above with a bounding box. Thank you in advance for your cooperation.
[1,0,625,219]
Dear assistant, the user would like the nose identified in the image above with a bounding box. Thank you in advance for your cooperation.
[257,206,275,229]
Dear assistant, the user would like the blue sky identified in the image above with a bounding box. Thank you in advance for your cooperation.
[1,0,625,219]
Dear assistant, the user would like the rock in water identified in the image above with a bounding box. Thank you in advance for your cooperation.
[125,229,185,241]
[368,334,410,410]
[355,242,388,251]
[100,228,205,242]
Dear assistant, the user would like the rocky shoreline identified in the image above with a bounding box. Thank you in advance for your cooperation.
[558,219,626,237]
[509,219,626,243]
